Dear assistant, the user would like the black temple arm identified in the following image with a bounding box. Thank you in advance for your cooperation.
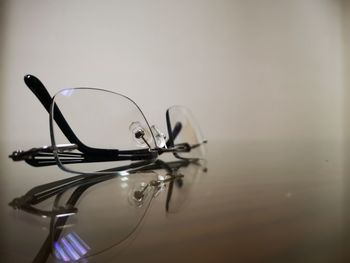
[24,75,93,153]
[165,111,182,148]
[24,75,53,113]
[9,143,157,167]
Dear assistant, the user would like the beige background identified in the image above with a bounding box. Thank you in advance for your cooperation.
[344,0,350,146]
[0,0,347,149]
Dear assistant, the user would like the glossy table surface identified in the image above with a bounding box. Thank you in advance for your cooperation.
[1,140,349,263]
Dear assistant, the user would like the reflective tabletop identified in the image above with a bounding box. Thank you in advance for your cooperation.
[1,140,349,262]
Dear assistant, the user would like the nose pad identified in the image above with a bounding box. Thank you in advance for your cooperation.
[129,122,152,148]
[153,183,167,198]
[151,125,166,148]
[128,182,150,207]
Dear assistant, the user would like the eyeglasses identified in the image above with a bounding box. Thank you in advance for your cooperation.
[10,159,206,262]
[9,75,207,175]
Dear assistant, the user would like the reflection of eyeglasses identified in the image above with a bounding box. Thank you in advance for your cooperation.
[10,159,206,262]
[9,75,207,175]
[9,160,197,217]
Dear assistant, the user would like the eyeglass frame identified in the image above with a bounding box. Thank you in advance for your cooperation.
[9,75,207,174]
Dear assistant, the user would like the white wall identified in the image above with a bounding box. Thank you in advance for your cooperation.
[0,0,345,146]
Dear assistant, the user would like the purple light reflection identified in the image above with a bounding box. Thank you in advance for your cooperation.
[61,238,80,261]
[54,232,90,262]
